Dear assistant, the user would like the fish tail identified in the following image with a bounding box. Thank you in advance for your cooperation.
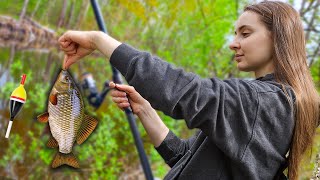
[51,152,79,169]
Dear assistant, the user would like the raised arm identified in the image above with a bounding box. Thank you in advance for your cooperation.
[109,82,200,167]
[59,31,269,162]
[59,31,121,69]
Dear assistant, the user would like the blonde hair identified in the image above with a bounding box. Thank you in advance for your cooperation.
[244,1,320,180]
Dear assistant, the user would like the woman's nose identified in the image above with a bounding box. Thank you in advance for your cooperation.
[229,40,240,51]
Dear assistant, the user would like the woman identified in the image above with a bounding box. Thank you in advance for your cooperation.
[59,1,319,179]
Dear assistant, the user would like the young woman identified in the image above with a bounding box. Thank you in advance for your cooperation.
[58,1,319,179]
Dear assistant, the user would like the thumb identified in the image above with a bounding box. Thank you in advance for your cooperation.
[108,82,132,93]
[113,83,145,104]
[109,81,116,89]
[63,54,79,70]
[114,84,136,94]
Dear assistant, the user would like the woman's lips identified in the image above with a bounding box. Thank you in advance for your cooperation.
[235,55,244,62]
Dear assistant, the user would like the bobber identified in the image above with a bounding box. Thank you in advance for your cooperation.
[5,74,27,138]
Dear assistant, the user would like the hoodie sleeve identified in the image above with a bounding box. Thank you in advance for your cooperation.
[154,130,200,167]
[110,43,259,160]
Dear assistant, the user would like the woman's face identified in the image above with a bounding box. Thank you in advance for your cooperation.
[229,11,274,77]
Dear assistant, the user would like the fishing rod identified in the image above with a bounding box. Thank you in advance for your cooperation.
[80,73,110,109]
[90,1,154,179]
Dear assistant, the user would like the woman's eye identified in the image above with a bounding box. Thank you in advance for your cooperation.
[242,33,250,37]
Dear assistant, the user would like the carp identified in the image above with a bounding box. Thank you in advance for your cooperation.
[37,70,98,168]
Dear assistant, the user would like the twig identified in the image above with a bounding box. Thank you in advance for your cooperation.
[305,0,319,41]
[19,0,29,22]
[30,0,41,19]
[300,0,316,16]
[308,43,320,67]
[304,28,320,33]
[75,0,90,30]
[57,0,68,28]
[299,0,307,15]
[66,0,75,29]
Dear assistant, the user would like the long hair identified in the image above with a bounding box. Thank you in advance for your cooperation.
[244,1,319,180]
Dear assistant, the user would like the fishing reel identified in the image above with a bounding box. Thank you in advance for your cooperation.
[80,73,111,109]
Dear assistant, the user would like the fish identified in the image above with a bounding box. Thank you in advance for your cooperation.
[37,70,98,168]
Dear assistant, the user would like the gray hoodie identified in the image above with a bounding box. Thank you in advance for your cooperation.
[110,43,296,180]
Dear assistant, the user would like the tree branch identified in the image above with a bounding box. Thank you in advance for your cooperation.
[299,0,307,15]
[19,0,29,22]
[30,0,41,19]
[300,0,316,16]
[305,0,319,41]
[65,0,75,29]
[74,0,90,30]
[57,0,68,28]
[304,28,320,33]
[308,42,320,67]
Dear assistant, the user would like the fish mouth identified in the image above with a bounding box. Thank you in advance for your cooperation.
[60,70,72,84]
[54,70,74,92]
[61,78,71,84]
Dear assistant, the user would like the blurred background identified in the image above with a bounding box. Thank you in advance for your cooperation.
[0,0,319,179]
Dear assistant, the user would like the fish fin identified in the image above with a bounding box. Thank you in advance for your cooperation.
[37,112,49,123]
[51,152,80,169]
[49,93,58,105]
[47,136,58,148]
[76,114,98,145]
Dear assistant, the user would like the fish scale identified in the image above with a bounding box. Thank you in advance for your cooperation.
[37,70,98,168]
[48,89,83,154]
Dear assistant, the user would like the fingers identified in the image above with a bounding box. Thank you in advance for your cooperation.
[58,31,78,44]
[59,32,74,50]
[117,102,130,109]
[62,46,93,69]
[112,97,129,104]
[113,83,136,94]
[60,42,77,55]
[59,31,97,69]
[109,82,129,95]
[60,40,71,48]
[111,92,130,110]
[63,54,79,70]
[109,82,135,96]
[109,81,143,102]
[59,30,95,49]
[110,89,127,98]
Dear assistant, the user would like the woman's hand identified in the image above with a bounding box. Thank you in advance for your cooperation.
[58,31,121,69]
[109,82,169,147]
[109,82,150,115]
[59,31,98,69]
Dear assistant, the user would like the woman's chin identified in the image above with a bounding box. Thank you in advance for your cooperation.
[236,64,251,72]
